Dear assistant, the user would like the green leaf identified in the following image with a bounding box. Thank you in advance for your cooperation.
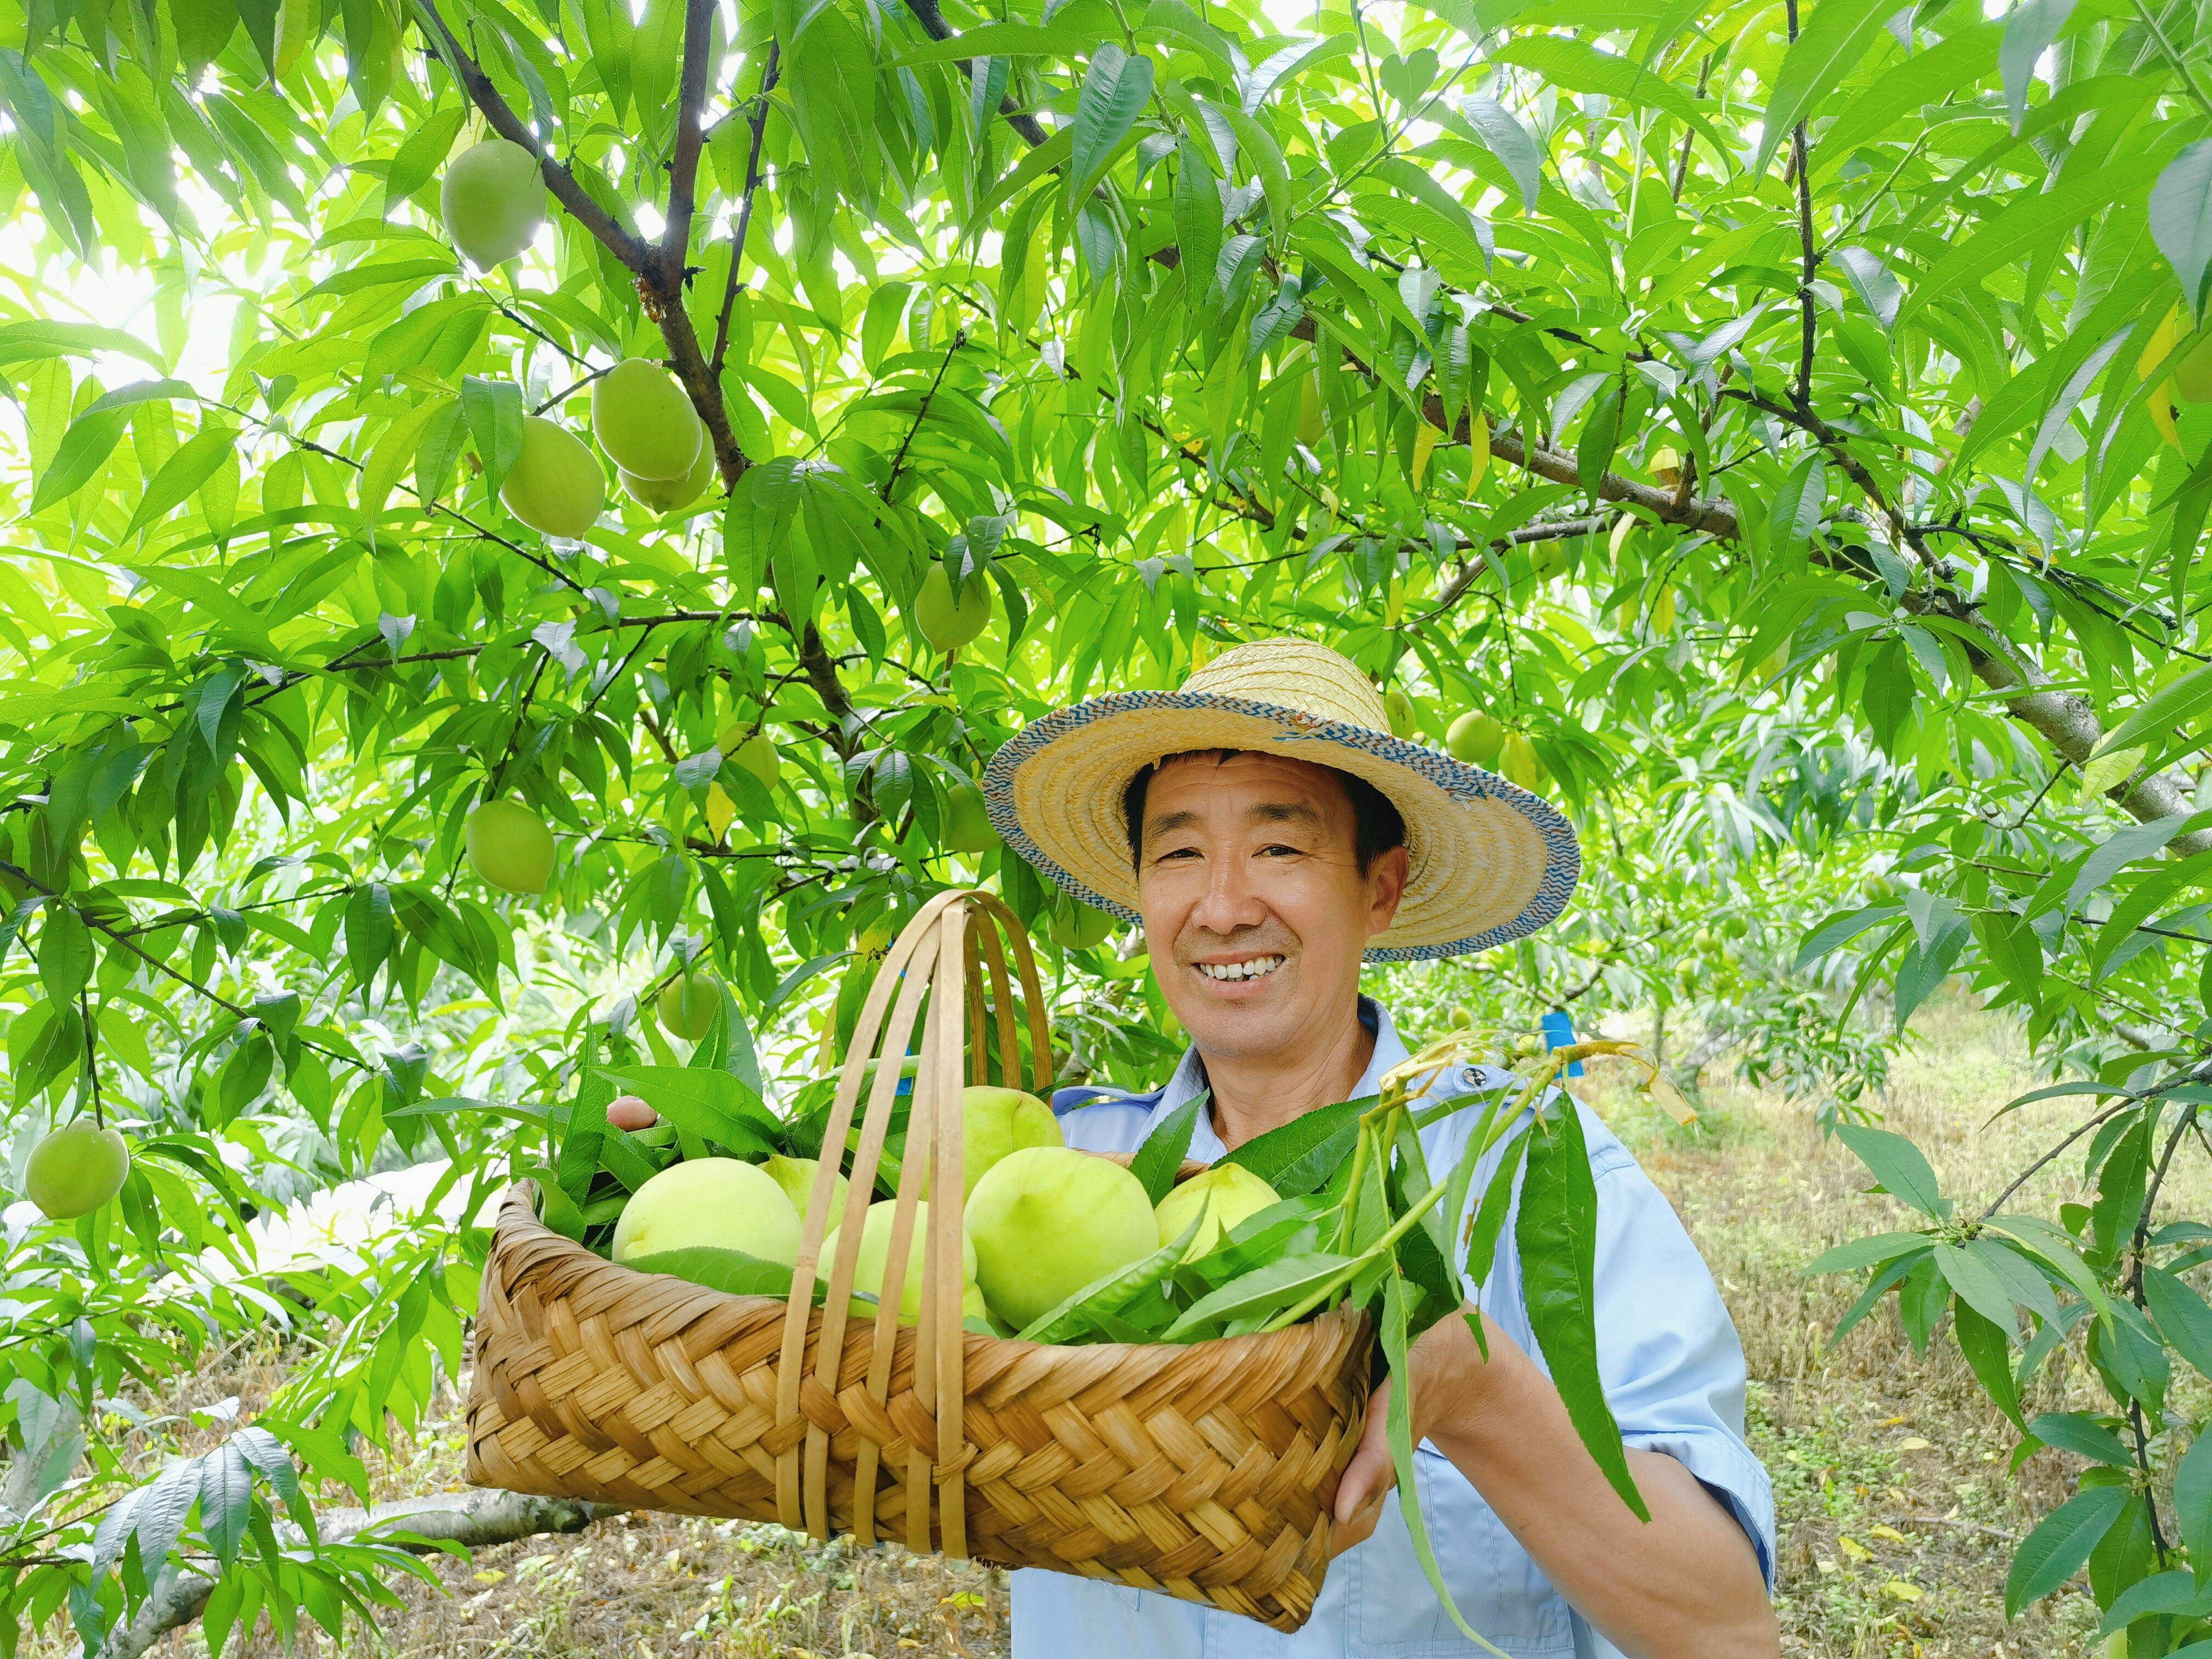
[2095,1568,2212,1636]
[1794,904,1904,971]
[1952,1301,2023,1427]
[1515,1105,1647,1520]
[1902,156,2168,324]
[2094,662,2212,761]
[1455,92,1542,212]
[1754,0,1899,177]
[2004,1486,2130,1616]
[1160,1249,1361,1337]
[890,19,1107,65]
[123,424,238,538]
[2143,1265,2212,1381]
[1832,1122,1950,1220]
[462,376,526,499]
[1933,1239,2017,1330]
[37,904,91,1005]
[1804,1230,1933,1276]
[2152,139,2212,313]
[1239,36,1352,112]
[30,408,126,512]
[1070,44,1154,198]
[381,104,466,211]
[1491,37,1725,156]
[2024,1410,2133,1465]
[1379,1267,1491,1646]
[1172,139,1223,311]
[599,1064,781,1152]
[2067,815,2193,908]
[625,1245,802,1299]
[1130,1090,1205,1206]
[1223,1095,1374,1195]
[1017,1214,1200,1343]
[199,1442,253,1566]
[1972,909,2043,1003]
[2176,1429,2212,1587]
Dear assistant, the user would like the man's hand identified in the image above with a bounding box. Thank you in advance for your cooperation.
[1327,1301,1779,1658]
[1331,1307,1497,1555]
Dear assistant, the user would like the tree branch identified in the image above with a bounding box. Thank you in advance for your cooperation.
[93,1489,619,1659]
[899,0,1051,146]
[661,0,717,289]
[712,42,782,378]
[1783,0,1818,407]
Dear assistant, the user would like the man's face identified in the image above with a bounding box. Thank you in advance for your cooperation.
[1135,751,1409,1064]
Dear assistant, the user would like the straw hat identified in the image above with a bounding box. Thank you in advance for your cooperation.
[980,638,1580,961]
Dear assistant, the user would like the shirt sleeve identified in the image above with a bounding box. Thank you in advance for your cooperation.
[1579,1108,1776,1591]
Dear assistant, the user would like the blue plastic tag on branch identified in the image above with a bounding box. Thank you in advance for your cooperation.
[1542,1008,1583,1077]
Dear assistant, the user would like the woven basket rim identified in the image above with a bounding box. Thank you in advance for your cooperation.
[490,1179,1371,1360]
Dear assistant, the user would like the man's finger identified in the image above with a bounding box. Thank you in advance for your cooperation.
[1334,1378,1395,1523]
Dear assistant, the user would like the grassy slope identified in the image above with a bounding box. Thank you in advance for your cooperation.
[87,997,2184,1658]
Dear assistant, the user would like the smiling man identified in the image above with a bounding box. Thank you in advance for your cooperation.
[981,637,1778,1659]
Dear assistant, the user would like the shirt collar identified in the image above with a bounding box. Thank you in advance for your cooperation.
[1154,995,1408,1161]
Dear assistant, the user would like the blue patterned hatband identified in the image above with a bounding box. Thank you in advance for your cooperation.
[980,689,1581,963]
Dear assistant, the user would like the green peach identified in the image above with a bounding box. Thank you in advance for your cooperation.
[964,1147,1155,1329]
[821,1199,978,1322]
[592,358,702,481]
[465,799,555,895]
[657,972,723,1041]
[915,563,991,651]
[25,1122,131,1221]
[500,417,604,539]
[952,1084,1062,1199]
[1154,1163,1281,1261]
[441,138,545,268]
[612,1157,800,1266]
[761,1153,847,1231]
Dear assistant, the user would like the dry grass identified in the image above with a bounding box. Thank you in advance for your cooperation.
[73,995,2199,1658]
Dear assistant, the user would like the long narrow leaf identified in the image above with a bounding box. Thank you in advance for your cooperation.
[1515,1107,1647,1520]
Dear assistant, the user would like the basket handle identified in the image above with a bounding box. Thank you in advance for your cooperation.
[775,889,961,1534]
[773,889,1048,1554]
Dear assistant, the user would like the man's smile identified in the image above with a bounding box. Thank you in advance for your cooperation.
[1192,953,1288,985]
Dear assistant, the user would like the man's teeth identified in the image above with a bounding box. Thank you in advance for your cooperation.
[1197,956,1285,981]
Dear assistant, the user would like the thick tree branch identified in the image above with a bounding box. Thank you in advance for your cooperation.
[93,1489,619,1659]
[661,0,717,288]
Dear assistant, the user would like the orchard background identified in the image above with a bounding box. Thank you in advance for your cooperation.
[1,0,2211,1649]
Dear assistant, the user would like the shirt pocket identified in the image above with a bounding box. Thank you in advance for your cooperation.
[1348,1449,1573,1656]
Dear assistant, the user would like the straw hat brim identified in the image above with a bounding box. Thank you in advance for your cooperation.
[981,690,1581,962]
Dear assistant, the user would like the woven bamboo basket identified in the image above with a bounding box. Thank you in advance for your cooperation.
[465,888,1373,1629]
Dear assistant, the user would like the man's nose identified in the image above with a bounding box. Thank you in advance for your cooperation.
[1188,851,1268,934]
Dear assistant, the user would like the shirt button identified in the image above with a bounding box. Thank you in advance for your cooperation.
[1461,1066,1481,1086]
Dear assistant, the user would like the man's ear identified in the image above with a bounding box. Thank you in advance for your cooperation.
[1366,844,1410,938]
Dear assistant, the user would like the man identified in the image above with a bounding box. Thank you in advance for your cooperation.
[980,637,1777,1658]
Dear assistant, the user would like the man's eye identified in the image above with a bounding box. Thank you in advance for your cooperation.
[1155,846,1199,862]
[1259,843,1302,857]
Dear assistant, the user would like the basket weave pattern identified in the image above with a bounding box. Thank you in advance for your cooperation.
[465,889,1373,1630]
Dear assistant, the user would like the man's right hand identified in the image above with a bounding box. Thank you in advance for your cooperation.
[607,1094,658,1130]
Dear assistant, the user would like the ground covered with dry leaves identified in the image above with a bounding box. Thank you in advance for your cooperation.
[91,997,2194,1658]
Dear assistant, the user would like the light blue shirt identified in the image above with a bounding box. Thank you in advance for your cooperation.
[1011,998,1775,1658]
